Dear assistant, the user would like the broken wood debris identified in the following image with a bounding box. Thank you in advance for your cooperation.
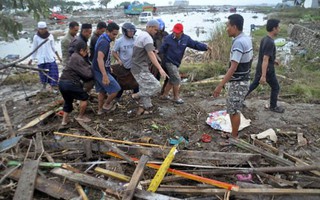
[1,117,320,199]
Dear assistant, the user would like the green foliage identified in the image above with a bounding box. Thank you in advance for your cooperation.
[206,24,232,64]
[115,1,130,8]
[0,0,49,40]
[180,62,226,82]
[46,0,82,13]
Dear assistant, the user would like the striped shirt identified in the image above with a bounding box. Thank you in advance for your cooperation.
[229,32,253,81]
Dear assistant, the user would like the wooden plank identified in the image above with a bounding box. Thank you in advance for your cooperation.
[75,183,89,200]
[107,152,239,191]
[13,160,40,200]
[95,167,130,182]
[253,139,320,176]
[140,175,185,187]
[18,109,57,131]
[122,155,149,200]
[229,138,294,166]
[51,168,181,200]
[156,186,320,195]
[1,103,15,138]
[75,119,134,165]
[116,144,261,166]
[35,132,44,156]
[1,168,78,200]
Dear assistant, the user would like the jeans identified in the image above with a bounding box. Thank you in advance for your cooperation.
[247,71,280,108]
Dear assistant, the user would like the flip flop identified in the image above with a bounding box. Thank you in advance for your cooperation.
[219,139,233,146]
[220,132,230,139]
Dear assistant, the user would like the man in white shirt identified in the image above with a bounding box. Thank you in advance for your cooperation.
[28,21,62,91]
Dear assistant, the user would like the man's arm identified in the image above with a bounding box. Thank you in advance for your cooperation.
[112,51,123,65]
[213,60,239,97]
[147,51,168,79]
[97,51,110,85]
[260,55,269,84]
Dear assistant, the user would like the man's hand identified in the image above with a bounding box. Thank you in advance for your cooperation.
[259,76,266,84]
[117,60,123,66]
[207,46,212,51]
[159,69,168,79]
[213,85,223,98]
[274,59,280,66]
[102,75,110,85]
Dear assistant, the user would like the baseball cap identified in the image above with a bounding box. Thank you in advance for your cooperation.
[172,23,183,34]
[38,21,47,29]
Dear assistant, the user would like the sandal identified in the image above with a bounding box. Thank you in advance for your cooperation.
[103,103,116,112]
[219,139,233,146]
[174,98,184,104]
[220,132,230,139]
[75,116,91,123]
[159,95,172,100]
[136,107,153,116]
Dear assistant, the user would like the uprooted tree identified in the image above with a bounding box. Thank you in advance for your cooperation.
[0,0,49,39]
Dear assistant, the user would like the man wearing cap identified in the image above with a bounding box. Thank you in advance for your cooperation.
[61,21,80,67]
[130,19,168,115]
[159,23,211,104]
[89,21,107,62]
[28,21,62,91]
[69,23,92,64]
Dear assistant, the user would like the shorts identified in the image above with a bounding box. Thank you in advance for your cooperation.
[59,80,89,113]
[93,69,121,94]
[226,81,249,115]
[165,62,181,85]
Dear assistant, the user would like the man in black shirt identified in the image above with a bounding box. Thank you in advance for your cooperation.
[90,21,107,62]
[246,19,285,113]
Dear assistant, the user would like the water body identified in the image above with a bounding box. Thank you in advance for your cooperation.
[0,11,266,59]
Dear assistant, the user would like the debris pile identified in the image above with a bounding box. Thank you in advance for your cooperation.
[1,93,320,200]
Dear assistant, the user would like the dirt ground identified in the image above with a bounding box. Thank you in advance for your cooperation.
[1,7,320,200]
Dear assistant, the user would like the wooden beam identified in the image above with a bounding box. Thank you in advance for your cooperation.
[253,139,320,176]
[122,155,149,200]
[115,144,261,166]
[75,119,134,165]
[95,167,130,182]
[13,160,40,200]
[156,186,320,195]
[1,103,15,138]
[1,168,77,199]
[75,183,89,200]
[229,138,294,166]
[51,168,181,200]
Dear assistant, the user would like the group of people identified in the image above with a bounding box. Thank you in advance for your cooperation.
[28,14,284,145]
[28,18,211,125]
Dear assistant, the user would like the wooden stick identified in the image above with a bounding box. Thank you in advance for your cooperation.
[95,167,130,182]
[106,152,239,191]
[156,186,320,195]
[122,155,149,200]
[75,183,89,200]
[54,131,166,148]
[253,139,320,177]
[1,103,15,138]
[75,119,134,165]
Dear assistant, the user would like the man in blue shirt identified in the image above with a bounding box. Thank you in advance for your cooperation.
[92,22,121,115]
[159,23,211,104]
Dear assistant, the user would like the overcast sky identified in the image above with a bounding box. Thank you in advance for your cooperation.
[78,0,283,7]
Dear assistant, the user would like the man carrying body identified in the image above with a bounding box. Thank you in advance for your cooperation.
[92,22,121,115]
[61,21,79,67]
[160,23,211,104]
[130,19,168,115]
[89,21,107,62]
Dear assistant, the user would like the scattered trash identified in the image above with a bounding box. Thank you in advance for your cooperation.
[236,174,253,182]
[168,136,188,146]
[0,136,22,153]
[206,110,251,133]
[275,38,287,47]
[201,133,212,143]
[251,128,278,143]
